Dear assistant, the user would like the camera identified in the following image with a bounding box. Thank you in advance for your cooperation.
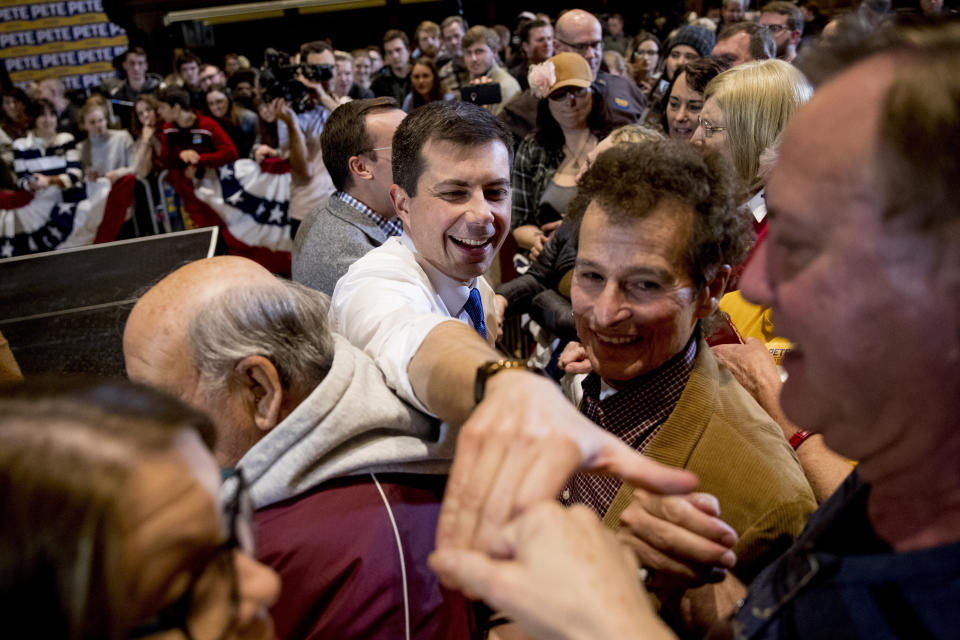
[259,48,333,113]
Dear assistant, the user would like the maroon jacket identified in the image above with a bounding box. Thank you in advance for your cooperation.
[158,112,238,171]
[255,473,481,639]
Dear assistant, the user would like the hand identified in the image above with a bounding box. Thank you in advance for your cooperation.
[179,149,201,165]
[297,71,330,101]
[31,174,53,190]
[255,145,278,163]
[540,219,563,238]
[431,502,676,640]
[530,233,546,261]
[494,294,508,341]
[558,341,592,375]
[617,488,738,594]
[105,170,121,184]
[183,164,198,180]
[436,369,698,553]
[271,97,295,125]
[85,168,100,181]
[711,338,790,432]
[142,124,155,139]
[470,75,494,85]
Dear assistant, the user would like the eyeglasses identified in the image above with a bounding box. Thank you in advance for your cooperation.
[128,469,254,640]
[762,23,789,33]
[358,145,391,157]
[697,116,727,137]
[556,37,602,54]
[548,86,589,102]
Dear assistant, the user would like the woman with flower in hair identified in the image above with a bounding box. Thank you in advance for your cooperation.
[512,52,612,259]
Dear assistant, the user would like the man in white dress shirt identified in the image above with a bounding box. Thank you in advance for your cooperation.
[329,101,509,411]
[329,100,698,555]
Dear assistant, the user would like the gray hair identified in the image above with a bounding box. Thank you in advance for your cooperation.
[188,279,335,392]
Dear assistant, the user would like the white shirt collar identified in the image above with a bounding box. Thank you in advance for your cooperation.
[747,189,767,223]
[400,234,479,317]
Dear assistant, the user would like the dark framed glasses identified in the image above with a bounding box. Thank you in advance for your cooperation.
[128,469,254,640]
[556,37,602,54]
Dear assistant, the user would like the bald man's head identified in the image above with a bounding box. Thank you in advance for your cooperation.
[124,257,279,394]
[124,257,334,466]
[555,9,603,78]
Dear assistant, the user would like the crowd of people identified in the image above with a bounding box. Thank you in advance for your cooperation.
[2,1,960,639]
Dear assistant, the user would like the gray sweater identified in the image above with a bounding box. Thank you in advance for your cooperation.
[236,334,455,509]
[79,129,135,177]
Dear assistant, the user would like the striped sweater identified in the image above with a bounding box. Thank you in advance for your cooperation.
[12,131,82,191]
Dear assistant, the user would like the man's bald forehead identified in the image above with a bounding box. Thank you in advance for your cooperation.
[556,9,601,38]
[123,257,280,388]
[153,255,277,309]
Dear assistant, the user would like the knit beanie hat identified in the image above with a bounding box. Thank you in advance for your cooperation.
[666,25,716,58]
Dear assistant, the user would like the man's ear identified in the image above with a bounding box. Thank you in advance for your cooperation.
[391,184,412,229]
[790,29,802,46]
[234,355,284,432]
[347,154,373,182]
[696,264,732,319]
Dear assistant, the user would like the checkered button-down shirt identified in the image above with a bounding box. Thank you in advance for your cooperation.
[335,191,403,237]
[562,336,698,516]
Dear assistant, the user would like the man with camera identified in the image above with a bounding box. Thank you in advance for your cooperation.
[257,41,339,232]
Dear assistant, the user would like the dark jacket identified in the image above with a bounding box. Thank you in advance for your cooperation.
[370,67,411,105]
[497,220,578,341]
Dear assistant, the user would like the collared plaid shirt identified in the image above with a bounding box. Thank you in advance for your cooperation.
[335,191,403,237]
[562,336,699,516]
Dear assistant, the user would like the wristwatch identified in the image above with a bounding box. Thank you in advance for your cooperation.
[474,359,537,405]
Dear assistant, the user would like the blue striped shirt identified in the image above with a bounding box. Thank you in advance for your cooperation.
[335,191,403,237]
[13,131,82,191]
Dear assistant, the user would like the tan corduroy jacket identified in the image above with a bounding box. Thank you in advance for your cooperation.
[602,339,817,585]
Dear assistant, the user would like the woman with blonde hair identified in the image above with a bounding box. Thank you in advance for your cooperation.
[77,99,135,183]
[692,59,812,204]
[692,60,813,372]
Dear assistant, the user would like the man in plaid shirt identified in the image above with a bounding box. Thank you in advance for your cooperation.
[293,98,406,295]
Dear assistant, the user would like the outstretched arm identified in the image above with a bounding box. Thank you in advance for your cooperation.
[406,320,699,553]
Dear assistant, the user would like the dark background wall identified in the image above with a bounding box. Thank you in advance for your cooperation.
[104,0,697,72]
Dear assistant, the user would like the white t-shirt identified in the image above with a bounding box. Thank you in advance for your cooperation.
[329,234,497,414]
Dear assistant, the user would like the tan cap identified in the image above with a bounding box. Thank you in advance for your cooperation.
[528,52,593,98]
[548,52,592,92]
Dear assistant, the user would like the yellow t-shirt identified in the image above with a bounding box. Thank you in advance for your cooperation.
[719,291,793,365]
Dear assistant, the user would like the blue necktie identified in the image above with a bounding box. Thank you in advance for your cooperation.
[463,287,487,340]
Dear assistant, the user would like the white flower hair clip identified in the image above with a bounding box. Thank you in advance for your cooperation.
[528,61,557,100]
